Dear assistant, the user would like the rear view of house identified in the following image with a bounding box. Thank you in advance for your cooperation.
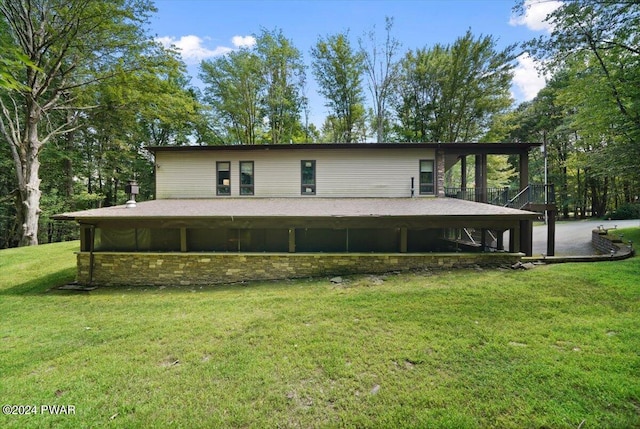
[55,142,553,286]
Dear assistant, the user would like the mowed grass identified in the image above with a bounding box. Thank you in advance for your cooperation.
[1,232,639,428]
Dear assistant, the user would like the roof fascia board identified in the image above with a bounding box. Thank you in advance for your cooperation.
[146,142,542,155]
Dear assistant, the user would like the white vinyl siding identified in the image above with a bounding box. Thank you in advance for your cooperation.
[156,152,216,198]
[155,148,436,199]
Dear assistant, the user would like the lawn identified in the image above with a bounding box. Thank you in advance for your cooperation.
[1,231,639,428]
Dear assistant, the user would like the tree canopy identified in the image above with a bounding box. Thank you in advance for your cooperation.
[200,28,308,145]
[393,31,515,143]
[311,31,366,143]
[0,0,203,246]
[511,0,640,217]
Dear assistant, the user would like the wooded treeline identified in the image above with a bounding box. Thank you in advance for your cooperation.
[1,0,638,248]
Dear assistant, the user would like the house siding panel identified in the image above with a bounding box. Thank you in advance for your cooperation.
[156,152,216,198]
[155,148,436,199]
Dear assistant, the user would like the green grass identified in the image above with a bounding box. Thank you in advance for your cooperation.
[610,226,640,248]
[1,234,639,428]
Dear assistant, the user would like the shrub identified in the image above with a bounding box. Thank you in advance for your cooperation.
[608,202,640,220]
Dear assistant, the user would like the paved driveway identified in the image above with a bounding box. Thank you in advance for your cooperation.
[532,218,640,256]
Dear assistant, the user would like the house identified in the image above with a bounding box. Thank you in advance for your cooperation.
[54,142,554,286]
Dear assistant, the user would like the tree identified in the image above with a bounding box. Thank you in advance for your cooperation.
[60,45,205,212]
[256,28,307,144]
[0,0,161,246]
[507,71,578,218]
[393,31,515,143]
[200,28,308,145]
[0,141,17,247]
[311,32,366,143]
[359,17,401,143]
[517,0,640,195]
[512,0,640,217]
[200,49,264,144]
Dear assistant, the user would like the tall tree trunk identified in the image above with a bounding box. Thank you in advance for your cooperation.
[17,128,42,246]
[376,99,384,143]
[562,165,569,219]
[600,177,609,218]
[63,112,76,200]
[3,98,43,247]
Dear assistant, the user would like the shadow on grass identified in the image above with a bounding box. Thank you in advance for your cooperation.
[0,268,76,296]
[1,266,325,297]
[86,276,319,295]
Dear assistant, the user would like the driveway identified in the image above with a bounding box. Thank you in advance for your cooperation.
[532,218,640,256]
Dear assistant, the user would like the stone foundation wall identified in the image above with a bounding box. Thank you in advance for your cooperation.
[76,251,524,287]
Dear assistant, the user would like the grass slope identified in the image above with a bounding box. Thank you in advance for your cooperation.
[1,232,639,428]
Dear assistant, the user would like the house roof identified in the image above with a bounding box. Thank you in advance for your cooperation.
[147,142,541,155]
[54,198,539,221]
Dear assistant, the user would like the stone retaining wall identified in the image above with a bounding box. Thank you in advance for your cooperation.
[76,251,524,286]
[523,230,634,264]
[592,229,624,255]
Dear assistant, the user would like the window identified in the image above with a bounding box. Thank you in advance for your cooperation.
[217,161,231,195]
[239,161,254,195]
[419,160,435,195]
[301,160,316,195]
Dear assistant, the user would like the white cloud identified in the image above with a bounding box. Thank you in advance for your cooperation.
[509,0,562,33]
[157,34,256,64]
[512,53,548,101]
[157,35,232,64]
[232,35,257,48]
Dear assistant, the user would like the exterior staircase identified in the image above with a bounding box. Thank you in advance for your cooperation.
[444,184,557,253]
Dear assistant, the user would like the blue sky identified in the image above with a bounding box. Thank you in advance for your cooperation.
[151,0,561,127]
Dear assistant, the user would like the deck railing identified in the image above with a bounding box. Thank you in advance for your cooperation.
[444,184,555,209]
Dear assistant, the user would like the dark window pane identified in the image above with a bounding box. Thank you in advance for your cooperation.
[301,160,316,194]
[419,160,435,195]
[217,161,231,195]
[240,161,254,195]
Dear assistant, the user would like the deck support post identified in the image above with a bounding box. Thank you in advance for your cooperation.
[496,230,504,251]
[180,227,187,252]
[519,220,533,256]
[288,228,296,253]
[509,227,519,253]
[460,155,467,193]
[519,151,529,191]
[475,154,487,202]
[481,228,488,251]
[546,209,556,256]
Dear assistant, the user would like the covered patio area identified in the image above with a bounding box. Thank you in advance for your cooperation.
[55,198,538,286]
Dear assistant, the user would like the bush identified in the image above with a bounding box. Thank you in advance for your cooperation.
[608,202,640,220]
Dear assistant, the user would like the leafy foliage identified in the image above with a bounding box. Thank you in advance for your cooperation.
[359,17,402,143]
[513,0,640,217]
[311,31,367,143]
[392,31,514,143]
[200,28,309,145]
[0,0,210,245]
[608,203,640,220]
[0,0,163,245]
